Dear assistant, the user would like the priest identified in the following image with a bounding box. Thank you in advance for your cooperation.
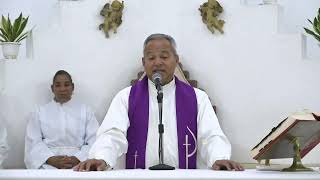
[74,34,243,171]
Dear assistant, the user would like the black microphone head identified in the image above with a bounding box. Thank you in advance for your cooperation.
[152,72,162,84]
[152,72,163,92]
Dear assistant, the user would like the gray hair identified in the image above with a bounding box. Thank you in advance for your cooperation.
[143,33,177,55]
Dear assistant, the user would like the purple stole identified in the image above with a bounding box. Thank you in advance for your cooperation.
[127,76,198,169]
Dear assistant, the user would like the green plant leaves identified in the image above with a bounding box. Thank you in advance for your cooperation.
[0,31,9,42]
[0,28,9,41]
[15,31,28,42]
[304,27,320,42]
[15,16,28,42]
[0,13,29,42]
[318,8,320,25]
[304,8,320,43]
[1,15,9,34]
[313,17,320,35]
[7,15,13,41]
[12,13,23,41]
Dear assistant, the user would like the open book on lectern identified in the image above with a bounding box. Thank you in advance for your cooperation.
[251,111,320,160]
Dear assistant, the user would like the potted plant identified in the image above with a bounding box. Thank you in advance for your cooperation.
[0,13,29,59]
[304,8,320,46]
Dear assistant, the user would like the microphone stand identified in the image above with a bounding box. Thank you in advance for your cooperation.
[149,85,175,170]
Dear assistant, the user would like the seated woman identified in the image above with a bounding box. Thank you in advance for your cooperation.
[24,70,99,169]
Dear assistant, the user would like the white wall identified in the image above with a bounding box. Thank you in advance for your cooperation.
[0,0,319,168]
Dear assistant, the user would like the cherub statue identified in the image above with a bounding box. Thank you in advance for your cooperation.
[199,0,225,34]
[99,0,124,38]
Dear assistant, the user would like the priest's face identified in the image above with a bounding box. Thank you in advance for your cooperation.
[51,74,74,104]
[142,38,179,85]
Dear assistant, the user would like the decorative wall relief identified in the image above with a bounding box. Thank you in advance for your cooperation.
[99,0,124,38]
[199,0,225,34]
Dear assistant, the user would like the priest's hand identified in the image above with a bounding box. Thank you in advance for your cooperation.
[64,156,80,168]
[46,156,77,169]
[73,159,110,171]
[212,160,244,171]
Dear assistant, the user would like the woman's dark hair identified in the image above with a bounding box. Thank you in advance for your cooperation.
[52,70,73,84]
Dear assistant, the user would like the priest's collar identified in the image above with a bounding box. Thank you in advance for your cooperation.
[148,77,176,93]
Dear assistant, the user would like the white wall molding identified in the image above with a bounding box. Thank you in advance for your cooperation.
[0,0,319,168]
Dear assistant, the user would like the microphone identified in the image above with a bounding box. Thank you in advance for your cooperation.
[152,72,162,92]
[149,72,175,170]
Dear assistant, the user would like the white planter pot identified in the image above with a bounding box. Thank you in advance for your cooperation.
[1,42,21,59]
